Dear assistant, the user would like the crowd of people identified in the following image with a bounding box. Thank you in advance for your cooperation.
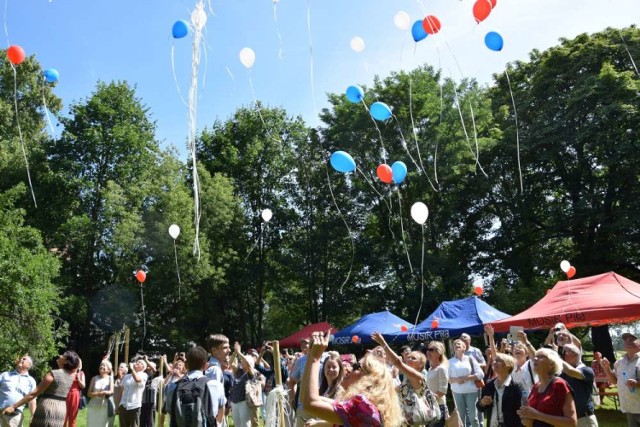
[0,324,639,427]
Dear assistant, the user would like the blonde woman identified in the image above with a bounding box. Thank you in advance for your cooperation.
[301,330,402,427]
[517,348,577,427]
[449,338,484,427]
[87,360,115,427]
[426,341,449,427]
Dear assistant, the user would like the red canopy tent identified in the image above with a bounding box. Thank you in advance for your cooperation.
[278,321,335,349]
[490,272,640,332]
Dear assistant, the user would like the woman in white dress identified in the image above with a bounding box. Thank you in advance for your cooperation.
[87,360,115,427]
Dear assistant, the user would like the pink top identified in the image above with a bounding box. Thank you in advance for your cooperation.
[333,394,381,427]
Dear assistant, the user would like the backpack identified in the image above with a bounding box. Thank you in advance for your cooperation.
[170,376,217,427]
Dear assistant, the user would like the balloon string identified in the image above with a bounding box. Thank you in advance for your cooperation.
[326,167,354,294]
[393,115,437,192]
[356,167,392,214]
[3,0,9,46]
[140,285,146,351]
[435,46,443,185]
[245,224,264,261]
[248,72,267,128]
[397,189,413,275]
[273,3,284,60]
[42,80,56,136]
[225,66,235,82]
[173,239,182,300]
[504,69,523,194]
[12,65,37,207]
[360,98,387,162]
[171,43,190,108]
[408,76,428,177]
[306,0,318,118]
[618,29,640,79]
[414,224,425,326]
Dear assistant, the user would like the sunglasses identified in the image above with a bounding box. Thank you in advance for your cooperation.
[427,348,438,352]
[351,361,368,374]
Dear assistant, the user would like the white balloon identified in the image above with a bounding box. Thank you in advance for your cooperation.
[560,260,571,273]
[168,224,181,239]
[261,208,273,223]
[410,202,429,225]
[394,11,411,31]
[350,37,365,53]
[239,47,256,69]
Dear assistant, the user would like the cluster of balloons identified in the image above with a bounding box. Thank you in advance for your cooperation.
[7,45,25,65]
[410,202,429,225]
[409,15,442,42]
[375,161,407,184]
[172,20,190,39]
[330,151,356,173]
[169,224,181,239]
[136,269,147,283]
[560,260,577,279]
[473,0,498,23]
[239,47,256,69]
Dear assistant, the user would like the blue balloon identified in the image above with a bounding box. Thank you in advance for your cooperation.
[484,31,504,52]
[345,85,364,103]
[391,161,408,184]
[330,151,356,173]
[43,68,59,83]
[411,20,428,42]
[370,102,392,121]
[172,20,189,39]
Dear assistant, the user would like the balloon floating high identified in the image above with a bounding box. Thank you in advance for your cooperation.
[391,161,408,184]
[261,208,273,223]
[239,47,256,69]
[43,68,59,83]
[172,20,190,39]
[376,164,393,184]
[422,15,442,35]
[410,202,429,225]
[473,0,493,23]
[474,285,483,295]
[7,45,25,65]
[411,20,428,42]
[350,36,365,53]
[168,224,180,239]
[484,31,504,51]
[559,260,570,273]
[567,266,576,279]
[345,85,364,103]
[329,151,356,173]
[136,270,147,283]
[370,102,392,121]
[393,11,411,31]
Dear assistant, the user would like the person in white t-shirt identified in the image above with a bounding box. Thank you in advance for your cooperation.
[118,359,148,427]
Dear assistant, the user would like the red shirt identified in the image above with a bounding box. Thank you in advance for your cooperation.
[528,377,572,427]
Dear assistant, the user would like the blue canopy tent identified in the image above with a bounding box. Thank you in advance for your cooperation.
[331,310,413,345]
[384,296,512,344]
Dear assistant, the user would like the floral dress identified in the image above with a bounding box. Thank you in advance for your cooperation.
[398,370,429,426]
[333,394,381,427]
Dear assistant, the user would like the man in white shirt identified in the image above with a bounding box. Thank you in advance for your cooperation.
[119,359,149,427]
[603,332,640,427]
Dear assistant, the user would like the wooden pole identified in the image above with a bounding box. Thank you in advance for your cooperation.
[155,357,164,427]
[124,327,130,365]
[273,341,286,427]
[114,332,120,370]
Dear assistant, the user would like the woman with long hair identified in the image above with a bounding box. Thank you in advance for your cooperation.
[448,338,484,427]
[87,359,115,427]
[426,341,449,427]
[301,331,402,427]
[319,352,345,399]
[517,348,577,427]
[371,332,429,426]
[2,351,81,427]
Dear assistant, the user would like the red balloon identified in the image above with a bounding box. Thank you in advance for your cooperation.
[400,325,408,332]
[7,45,25,65]
[474,286,483,295]
[136,270,147,283]
[351,335,359,343]
[431,319,439,329]
[376,164,393,183]
[490,0,497,7]
[567,266,576,279]
[422,15,442,35]
[472,0,492,23]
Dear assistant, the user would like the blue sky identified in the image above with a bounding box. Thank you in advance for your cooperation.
[4,0,638,159]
